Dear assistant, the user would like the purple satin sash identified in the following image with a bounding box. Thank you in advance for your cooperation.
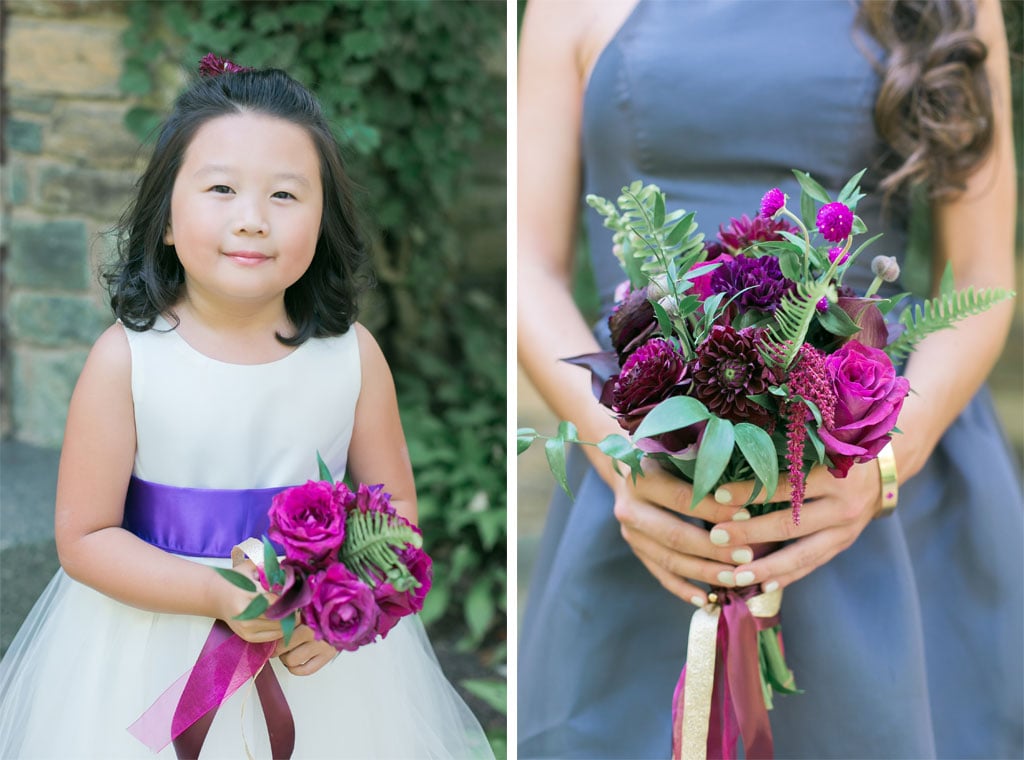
[122,476,290,557]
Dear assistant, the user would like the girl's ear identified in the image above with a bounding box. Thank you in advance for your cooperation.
[164,223,174,246]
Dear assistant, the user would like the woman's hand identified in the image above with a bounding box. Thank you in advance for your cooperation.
[707,460,883,593]
[274,624,336,676]
[611,460,757,607]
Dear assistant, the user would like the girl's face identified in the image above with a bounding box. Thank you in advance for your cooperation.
[165,111,323,310]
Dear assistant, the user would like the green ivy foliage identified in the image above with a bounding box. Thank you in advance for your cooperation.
[119,0,506,693]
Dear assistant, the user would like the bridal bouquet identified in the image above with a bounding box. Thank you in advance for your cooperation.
[129,456,429,758]
[518,170,1013,759]
[217,455,431,650]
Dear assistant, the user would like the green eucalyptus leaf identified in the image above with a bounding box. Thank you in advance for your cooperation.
[633,397,711,440]
[805,424,827,464]
[836,169,867,207]
[544,437,572,498]
[236,594,269,621]
[517,430,538,455]
[262,536,281,584]
[557,420,579,443]
[733,423,779,501]
[817,303,862,337]
[216,568,258,593]
[793,170,831,204]
[691,416,735,508]
[316,451,333,483]
[280,613,296,647]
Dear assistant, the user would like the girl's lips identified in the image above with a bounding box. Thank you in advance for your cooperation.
[223,251,271,265]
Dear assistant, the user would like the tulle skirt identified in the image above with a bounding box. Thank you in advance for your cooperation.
[0,560,493,759]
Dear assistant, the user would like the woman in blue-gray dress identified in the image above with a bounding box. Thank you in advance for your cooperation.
[517,0,1022,757]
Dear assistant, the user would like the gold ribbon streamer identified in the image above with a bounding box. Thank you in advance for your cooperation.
[678,588,784,760]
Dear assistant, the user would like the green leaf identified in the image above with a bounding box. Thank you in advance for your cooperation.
[793,170,831,204]
[836,169,867,207]
[800,191,817,232]
[460,678,507,713]
[691,416,735,508]
[652,191,666,229]
[280,613,296,647]
[262,536,282,586]
[216,568,257,593]
[817,303,862,337]
[544,437,571,498]
[119,60,151,96]
[516,429,538,455]
[236,594,269,621]
[776,246,804,282]
[597,434,645,480]
[464,577,495,641]
[805,424,826,464]
[317,451,333,483]
[633,396,711,440]
[557,420,579,443]
[419,583,449,626]
[733,423,779,501]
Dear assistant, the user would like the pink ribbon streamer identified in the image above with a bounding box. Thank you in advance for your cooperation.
[671,588,779,759]
[127,621,280,755]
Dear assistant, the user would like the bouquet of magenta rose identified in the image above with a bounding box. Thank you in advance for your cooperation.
[518,170,1013,759]
[217,455,430,651]
[129,455,429,758]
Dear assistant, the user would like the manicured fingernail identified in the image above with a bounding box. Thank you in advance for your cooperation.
[735,571,756,586]
[764,581,780,593]
[714,487,733,504]
[690,595,705,608]
[709,528,730,545]
[731,509,751,521]
[731,548,753,564]
[717,570,735,585]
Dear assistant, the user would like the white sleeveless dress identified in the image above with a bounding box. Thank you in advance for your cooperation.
[0,318,493,759]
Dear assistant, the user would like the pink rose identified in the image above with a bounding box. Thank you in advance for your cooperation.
[305,564,380,651]
[398,542,433,612]
[267,481,352,569]
[817,341,910,477]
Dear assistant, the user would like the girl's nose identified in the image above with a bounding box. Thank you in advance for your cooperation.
[234,201,269,236]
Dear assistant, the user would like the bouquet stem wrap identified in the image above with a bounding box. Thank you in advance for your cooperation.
[128,539,295,759]
[671,586,782,760]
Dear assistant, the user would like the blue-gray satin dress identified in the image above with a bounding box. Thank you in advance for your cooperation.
[518,2,1024,758]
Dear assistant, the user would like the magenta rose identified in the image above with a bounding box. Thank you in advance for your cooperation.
[372,582,419,639]
[817,340,910,477]
[267,481,351,569]
[305,564,380,651]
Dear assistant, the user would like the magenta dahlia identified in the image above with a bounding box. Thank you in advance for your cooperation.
[612,338,690,418]
[717,214,797,253]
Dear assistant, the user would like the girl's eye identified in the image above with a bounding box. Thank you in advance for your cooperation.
[272,191,296,200]
[210,185,234,194]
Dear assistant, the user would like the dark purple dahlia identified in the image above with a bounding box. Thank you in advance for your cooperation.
[608,286,658,361]
[709,255,795,314]
[717,214,797,252]
[612,338,689,420]
[692,325,778,427]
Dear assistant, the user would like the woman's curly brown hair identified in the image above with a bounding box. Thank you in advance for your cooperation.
[859,0,994,202]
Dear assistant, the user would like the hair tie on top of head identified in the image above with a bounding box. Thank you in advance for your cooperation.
[198,53,252,77]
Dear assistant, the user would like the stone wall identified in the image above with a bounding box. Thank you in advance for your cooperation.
[3,0,144,446]
[1,0,507,447]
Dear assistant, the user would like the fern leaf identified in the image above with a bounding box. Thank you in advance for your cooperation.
[885,287,1015,361]
[764,280,831,368]
[339,510,423,591]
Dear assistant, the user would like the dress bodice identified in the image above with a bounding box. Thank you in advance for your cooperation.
[582,0,906,314]
[124,316,360,490]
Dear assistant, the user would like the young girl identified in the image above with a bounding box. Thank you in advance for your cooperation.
[0,61,494,758]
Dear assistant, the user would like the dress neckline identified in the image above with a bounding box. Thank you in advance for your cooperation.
[154,314,306,368]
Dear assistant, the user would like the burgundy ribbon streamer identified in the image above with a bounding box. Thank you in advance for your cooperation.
[672,587,780,759]
[129,621,295,758]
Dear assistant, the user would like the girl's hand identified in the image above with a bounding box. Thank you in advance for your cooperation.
[707,460,883,593]
[214,559,284,645]
[274,624,336,676]
[611,460,757,607]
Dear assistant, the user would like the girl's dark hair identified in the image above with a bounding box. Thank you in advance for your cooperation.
[105,68,371,345]
[858,0,995,203]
